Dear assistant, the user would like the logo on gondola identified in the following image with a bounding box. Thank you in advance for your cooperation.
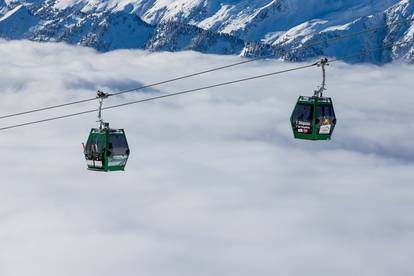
[296,120,311,127]
[296,120,311,134]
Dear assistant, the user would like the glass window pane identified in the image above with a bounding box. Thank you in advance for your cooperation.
[293,104,313,122]
[109,134,129,155]
[317,105,334,118]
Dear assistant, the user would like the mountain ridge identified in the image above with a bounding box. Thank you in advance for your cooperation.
[0,0,413,63]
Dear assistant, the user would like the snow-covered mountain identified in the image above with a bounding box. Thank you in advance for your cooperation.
[0,0,414,63]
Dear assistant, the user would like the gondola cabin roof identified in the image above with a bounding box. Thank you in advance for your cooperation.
[297,96,333,104]
[90,128,125,134]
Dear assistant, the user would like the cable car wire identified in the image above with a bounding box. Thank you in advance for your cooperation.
[0,42,402,132]
[0,18,409,121]
[0,63,317,131]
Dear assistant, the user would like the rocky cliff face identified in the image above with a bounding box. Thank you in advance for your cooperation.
[147,21,244,54]
[0,0,413,63]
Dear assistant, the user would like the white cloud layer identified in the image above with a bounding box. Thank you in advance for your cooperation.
[0,40,413,276]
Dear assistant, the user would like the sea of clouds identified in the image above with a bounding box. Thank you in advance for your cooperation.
[0,40,413,276]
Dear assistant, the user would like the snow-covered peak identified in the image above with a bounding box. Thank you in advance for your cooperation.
[0,0,413,63]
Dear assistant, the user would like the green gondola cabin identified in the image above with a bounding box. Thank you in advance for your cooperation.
[83,124,130,172]
[290,96,336,140]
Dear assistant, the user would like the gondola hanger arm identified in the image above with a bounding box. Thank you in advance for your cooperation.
[314,58,329,98]
[96,90,110,130]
